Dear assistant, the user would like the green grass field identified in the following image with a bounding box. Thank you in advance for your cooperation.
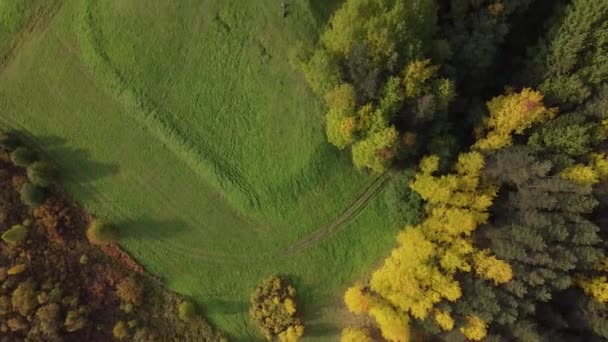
[0,0,405,339]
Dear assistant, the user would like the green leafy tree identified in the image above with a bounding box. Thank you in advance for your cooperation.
[526,0,608,108]
[20,182,46,208]
[1,224,27,245]
[352,127,398,173]
[27,161,57,187]
[86,219,117,245]
[179,301,197,321]
[12,279,37,317]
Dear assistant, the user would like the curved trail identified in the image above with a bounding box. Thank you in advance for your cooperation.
[275,171,392,257]
[0,116,393,264]
[0,1,395,264]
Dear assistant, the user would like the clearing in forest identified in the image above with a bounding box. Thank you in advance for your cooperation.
[0,0,406,340]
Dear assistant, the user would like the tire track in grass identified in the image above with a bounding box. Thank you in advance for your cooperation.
[0,1,63,77]
[0,114,392,264]
[0,0,394,264]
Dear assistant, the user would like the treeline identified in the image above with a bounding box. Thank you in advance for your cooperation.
[0,133,226,341]
[292,0,456,173]
[292,0,608,341]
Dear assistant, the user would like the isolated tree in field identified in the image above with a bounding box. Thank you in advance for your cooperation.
[10,147,37,167]
[20,182,46,208]
[86,219,117,245]
[249,275,304,341]
[27,161,57,187]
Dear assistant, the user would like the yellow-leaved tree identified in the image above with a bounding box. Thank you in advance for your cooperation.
[340,328,372,342]
[434,309,455,331]
[577,276,608,303]
[368,302,410,342]
[474,88,555,151]
[370,227,462,319]
[460,315,488,341]
[344,285,370,315]
[473,249,513,285]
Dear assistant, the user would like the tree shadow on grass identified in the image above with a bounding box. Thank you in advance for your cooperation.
[117,218,191,241]
[204,299,249,315]
[33,135,120,185]
[308,0,343,26]
[284,274,341,338]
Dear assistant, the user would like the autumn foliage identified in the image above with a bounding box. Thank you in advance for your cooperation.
[249,276,304,341]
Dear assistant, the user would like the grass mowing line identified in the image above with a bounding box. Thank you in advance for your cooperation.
[0,1,63,76]
[79,0,263,213]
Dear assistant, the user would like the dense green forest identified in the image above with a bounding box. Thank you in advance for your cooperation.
[295,0,608,340]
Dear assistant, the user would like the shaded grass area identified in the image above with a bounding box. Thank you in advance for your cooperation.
[0,0,409,340]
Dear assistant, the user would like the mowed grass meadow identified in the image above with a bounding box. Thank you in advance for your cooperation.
[0,0,403,339]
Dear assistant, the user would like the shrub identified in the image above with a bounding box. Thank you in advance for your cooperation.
[1,224,27,245]
[10,147,37,167]
[249,275,304,340]
[35,303,61,336]
[0,131,21,151]
[178,300,197,321]
[20,182,46,208]
[27,161,57,187]
[86,219,117,245]
[113,320,130,340]
[64,307,88,332]
[116,277,143,306]
[12,279,37,316]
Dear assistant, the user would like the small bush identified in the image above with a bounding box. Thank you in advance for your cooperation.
[249,275,304,340]
[0,131,21,151]
[113,320,130,340]
[20,182,46,208]
[27,161,57,187]
[179,301,197,321]
[1,224,27,245]
[35,303,61,336]
[64,307,88,332]
[116,277,143,306]
[12,279,37,316]
[10,147,37,167]
[86,220,117,245]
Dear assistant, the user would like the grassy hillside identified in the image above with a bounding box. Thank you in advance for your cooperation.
[0,0,404,340]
